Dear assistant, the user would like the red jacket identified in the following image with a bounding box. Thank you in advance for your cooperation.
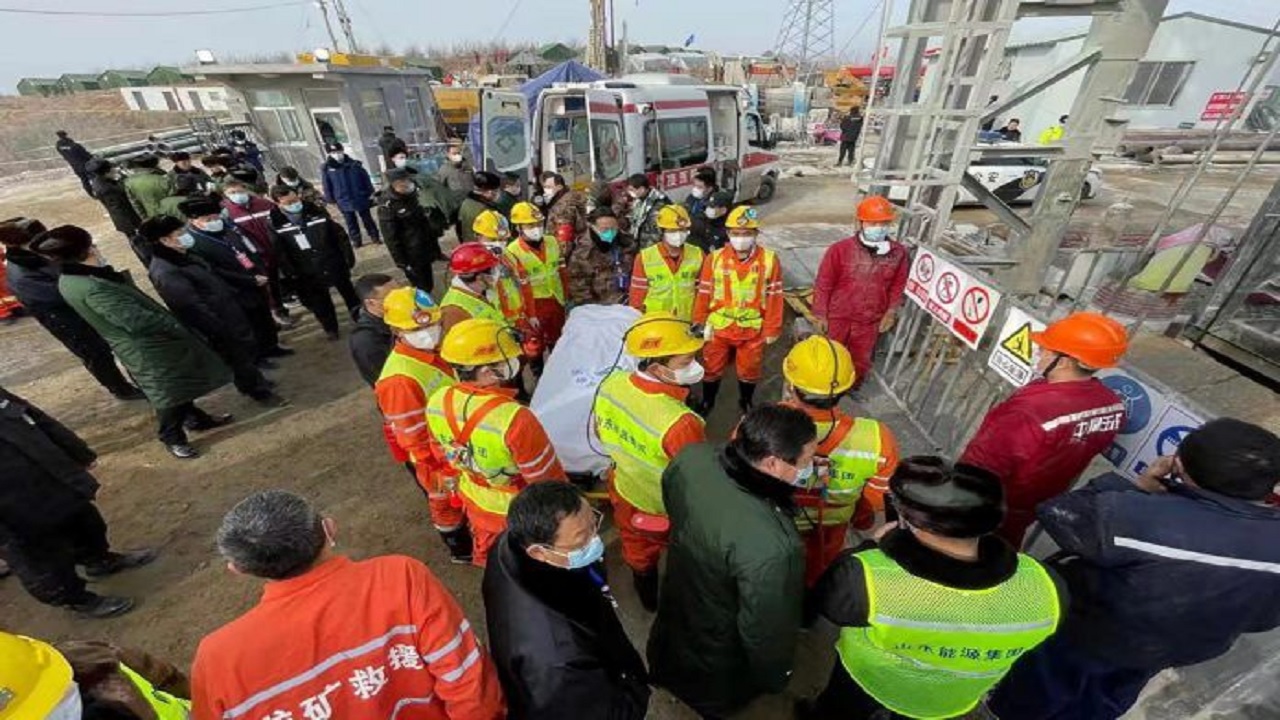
[813,236,909,325]
[223,195,278,263]
[960,378,1125,545]
[191,555,505,720]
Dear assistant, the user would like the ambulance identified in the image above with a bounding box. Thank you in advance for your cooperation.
[472,74,781,204]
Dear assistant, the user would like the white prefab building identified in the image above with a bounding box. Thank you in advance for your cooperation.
[120,86,230,113]
[994,12,1280,138]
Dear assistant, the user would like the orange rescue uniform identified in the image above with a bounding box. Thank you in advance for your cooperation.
[191,554,505,720]
[692,245,784,382]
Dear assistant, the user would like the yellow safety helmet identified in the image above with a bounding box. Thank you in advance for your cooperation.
[382,287,440,330]
[472,209,511,241]
[0,632,75,718]
[509,201,544,226]
[783,335,856,395]
[441,318,521,367]
[726,205,761,230]
[624,311,705,358]
[655,204,692,231]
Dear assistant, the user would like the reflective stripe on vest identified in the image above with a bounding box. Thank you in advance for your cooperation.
[506,238,565,303]
[425,386,523,516]
[377,349,455,459]
[795,415,883,530]
[496,275,526,322]
[639,244,704,321]
[836,550,1060,719]
[440,287,506,324]
[594,371,702,515]
[118,663,191,719]
[707,247,776,330]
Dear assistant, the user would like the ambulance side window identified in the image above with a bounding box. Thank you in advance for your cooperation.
[658,117,709,169]
[643,121,661,173]
[747,114,765,148]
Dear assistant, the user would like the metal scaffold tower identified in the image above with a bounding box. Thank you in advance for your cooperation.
[775,0,836,71]
[586,0,609,72]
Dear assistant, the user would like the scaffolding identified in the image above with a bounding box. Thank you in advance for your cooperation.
[775,0,837,74]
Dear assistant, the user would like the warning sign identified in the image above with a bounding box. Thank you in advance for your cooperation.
[987,307,1045,387]
[1200,91,1249,121]
[906,248,1004,350]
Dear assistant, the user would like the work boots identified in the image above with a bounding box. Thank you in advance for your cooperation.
[83,548,159,579]
[697,380,721,418]
[738,381,757,413]
[440,527,474,565]
[633,568,660,612]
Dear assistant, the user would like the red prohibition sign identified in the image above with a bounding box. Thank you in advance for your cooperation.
[916,254,935,283]
[961,287,991,324]
[935,271,960,304]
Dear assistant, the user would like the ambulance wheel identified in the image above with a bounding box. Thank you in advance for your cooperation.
[756,176,777,203]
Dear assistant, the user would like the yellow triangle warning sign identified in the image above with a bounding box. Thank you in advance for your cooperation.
[1001,323,1034,364]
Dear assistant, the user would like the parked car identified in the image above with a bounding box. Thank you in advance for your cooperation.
[882,151,1102,205]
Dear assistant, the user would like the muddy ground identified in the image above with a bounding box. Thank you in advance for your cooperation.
[2,154,1277,719]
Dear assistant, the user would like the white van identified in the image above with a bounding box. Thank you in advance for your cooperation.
[472,74,781,204]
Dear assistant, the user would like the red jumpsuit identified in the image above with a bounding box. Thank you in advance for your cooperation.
[812,236,909,384]
[960,378,1126,546]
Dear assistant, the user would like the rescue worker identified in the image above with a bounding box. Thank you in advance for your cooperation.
[683,166,719,226]
[192,490,505,719]
[0,631,191,718]
[375,287,471,563]
[269,184,361,338]
[568,208,636,306]
[960,311,1128,546]
[472,209,538,340]
[625,172,671,248]
[628,205,704,322]
[505,201,569,347]
[781,336,900,587]
[458,171,504,244]
[807,457,1064,720]
[377,167,446,293]
[692,205,784,416]
[1039,114,1068,145]
[122,153,173,221]
[813,195,910,384]
[439,243,506,334]
[427,318,567,566]
[593,312,707,610]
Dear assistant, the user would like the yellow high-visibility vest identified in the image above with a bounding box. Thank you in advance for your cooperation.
[795,416,884,530]
[376,348,456,462]
[836,550,1060,719]
[425,385,524,516]
[638,244,704,321]
[594,371,703,514]
[505,238,565,304]
[440,286,506,324]
[706,247,777,330]
[118,663,191,720]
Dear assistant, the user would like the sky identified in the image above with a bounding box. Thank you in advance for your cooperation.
[0,0,1277,93]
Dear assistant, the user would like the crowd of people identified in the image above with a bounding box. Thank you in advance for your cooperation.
[2,133,1280,720]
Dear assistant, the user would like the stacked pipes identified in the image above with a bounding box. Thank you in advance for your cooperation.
[1116,129,1280,164]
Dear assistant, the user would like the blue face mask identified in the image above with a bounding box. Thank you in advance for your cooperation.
[200,218,224,233]
[227,191,250,206]
[550,534,605,569]
[862,225,891,243]
[282,201,304,214]
[177,233,196,249]
[793,462,815,486]
[597,227,618,244]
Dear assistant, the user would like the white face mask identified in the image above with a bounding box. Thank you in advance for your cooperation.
[691,186,707,199]
[663,231,689,248]
[283,177,300,187]
[729,235,755,253]
[328,153,345,162]
[668,359,705,385]
[705,207,722,219]
[393,156,409,168]
[523,226,544,242]
[403,326,442,350]
[448,153,463,164]
[48,684,83,720]
[498,357,521,381]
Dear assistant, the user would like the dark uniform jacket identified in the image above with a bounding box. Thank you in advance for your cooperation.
[483,532,649,720]
[89,175,142,237]
[348,309,394,387]
[147,245,257,355]
[376,189,443,284]
[0,387,98,535]
[269,203,355,284]
[5,248,120,365]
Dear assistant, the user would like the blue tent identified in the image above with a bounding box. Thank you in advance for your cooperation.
[468,60,607,167]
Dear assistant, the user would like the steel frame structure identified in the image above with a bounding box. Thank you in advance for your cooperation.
[776,0,837,72]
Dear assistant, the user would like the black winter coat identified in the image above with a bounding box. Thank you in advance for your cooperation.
[5,249,122,365]
[89,175,142,237]
[376,190,443,272]
[348,309,393,387]
[147,245,257,354]
[483,533,650,720]
[55,139,92,169]
[268,203,355,284]
[0,387,99,535]
[185,225,267,303]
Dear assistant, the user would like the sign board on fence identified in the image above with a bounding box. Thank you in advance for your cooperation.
[1200,91,1249,121]
[905,248,1003,350]
[987,307,1046,387]
[1097,369,1205,479]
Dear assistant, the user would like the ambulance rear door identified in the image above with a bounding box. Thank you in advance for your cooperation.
[585,88,628,188]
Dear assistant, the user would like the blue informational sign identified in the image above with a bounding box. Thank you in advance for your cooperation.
[1101,374,1153,435]
[1156,425,1196,457]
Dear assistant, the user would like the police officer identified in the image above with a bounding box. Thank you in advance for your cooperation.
[781,336,899,587]
[806,457,1065,720]
[594,312,707,610]
[628,205,704,322]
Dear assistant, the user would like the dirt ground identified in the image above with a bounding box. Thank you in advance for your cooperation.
[1,154,1277,718]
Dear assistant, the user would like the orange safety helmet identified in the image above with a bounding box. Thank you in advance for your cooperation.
[1031,312,1128,369]
[857,195,896,223]
[449,243,501,275]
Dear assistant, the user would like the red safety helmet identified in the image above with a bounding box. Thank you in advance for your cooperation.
[856,195,896,223]
[1032,312,1128,369]
[449,242,501,275]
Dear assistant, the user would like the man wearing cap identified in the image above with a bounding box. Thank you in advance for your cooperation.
[86,159,142,245]
[593,312,707,610]
[813,195,910,385]
[440,244,506,334]
[168,150,212,189]
[505,201,569,347]
[690,190,732,252]
[123,154,174,221]
[269,183,360,339]
[568,208,637,307]
[624,173,671,248]
[692,205,784,416]
[375,287,472,563]
[960,311,1128,546]
[427,318,567,565]
[378,167,445,293]
[320,141,381,247]
[54,130,95,197]
[807,457,1064,720]
[629,205,704,323]
[458,171,504,244]
[221,179,287,325]
[990,418,1280,720]
[781,336,899,586]
[438,141,476,197]
[472,209,538,351]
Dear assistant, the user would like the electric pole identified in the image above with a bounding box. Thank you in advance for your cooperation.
[332,0,360,53]
[314,0,341,52]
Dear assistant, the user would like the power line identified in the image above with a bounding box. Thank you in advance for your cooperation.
[835,0,886,61]
[491,0,526,44]
[0,2,307,17]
